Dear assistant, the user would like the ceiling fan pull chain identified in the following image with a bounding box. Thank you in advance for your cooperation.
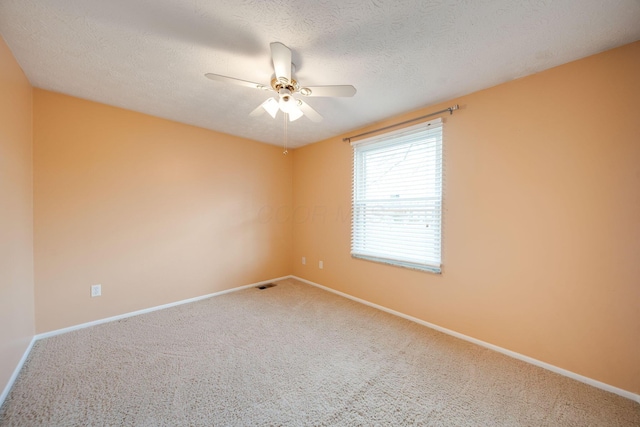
[283,112,288,155]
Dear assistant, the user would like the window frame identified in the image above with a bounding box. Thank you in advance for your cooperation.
[350,118,443,274]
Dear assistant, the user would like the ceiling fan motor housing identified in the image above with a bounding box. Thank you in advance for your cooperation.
[279,88,292,100]
[271,76,300,94]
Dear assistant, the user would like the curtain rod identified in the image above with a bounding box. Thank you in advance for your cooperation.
[342,104,459,143]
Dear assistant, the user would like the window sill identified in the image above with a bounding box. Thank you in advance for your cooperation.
[351,254,442,274]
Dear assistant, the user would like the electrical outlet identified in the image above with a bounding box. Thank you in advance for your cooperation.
[319,260,323,269]
[91,284,101,297]
[302,256,306,265]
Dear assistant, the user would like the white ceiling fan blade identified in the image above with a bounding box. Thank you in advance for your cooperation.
[298,100,323,122]
[288,105,303,121]
[249,103,266,117]
[270,42,292,83]
[250,98,279,118]
[300,85,356,97]
[205,73,270,90]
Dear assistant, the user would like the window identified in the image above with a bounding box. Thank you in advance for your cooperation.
[351,118,442,273]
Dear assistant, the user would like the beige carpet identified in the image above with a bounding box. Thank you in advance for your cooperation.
[1,278,638,426]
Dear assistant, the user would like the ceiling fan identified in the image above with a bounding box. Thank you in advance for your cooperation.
[205,42,356,123]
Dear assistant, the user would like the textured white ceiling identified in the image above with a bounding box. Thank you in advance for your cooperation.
[1,0,639,148]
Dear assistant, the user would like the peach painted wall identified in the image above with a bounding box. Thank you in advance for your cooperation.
[33,90,292,333]
[0,37,35,392]
[292,42,640,394]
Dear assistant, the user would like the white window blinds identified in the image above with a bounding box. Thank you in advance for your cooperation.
[351,118,442,273]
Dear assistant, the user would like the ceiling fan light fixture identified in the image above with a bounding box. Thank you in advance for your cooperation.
[279,98,295,113]
[278,89,298,114]
[288,107,303,121]
[261,97,279,118]
[300,87,312,96]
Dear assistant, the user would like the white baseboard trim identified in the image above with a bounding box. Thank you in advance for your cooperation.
[36,276,290,340]
[6,275,637,407]
[3,277,288,407]
[291,275,640,404]
[0,336,37,408]
[2,276,286,406]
